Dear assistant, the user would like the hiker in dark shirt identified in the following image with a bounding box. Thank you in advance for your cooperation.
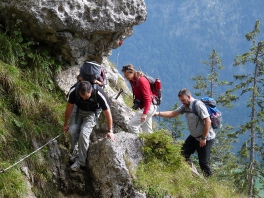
[154,88,215,177]
[63,81,115,171]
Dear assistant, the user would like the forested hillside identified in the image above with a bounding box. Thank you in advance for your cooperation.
[110,0,264,128]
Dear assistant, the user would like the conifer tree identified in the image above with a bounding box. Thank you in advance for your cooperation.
[192,49,225,98]
[230,20,264,197]
[191,50,240,187]
[191,50,236,107]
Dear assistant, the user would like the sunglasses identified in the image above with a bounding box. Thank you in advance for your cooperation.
[122,65,133,72]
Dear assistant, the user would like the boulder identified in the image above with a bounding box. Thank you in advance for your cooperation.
[46,132,145,198]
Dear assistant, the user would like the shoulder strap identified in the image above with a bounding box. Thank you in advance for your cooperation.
[136,76,141,87]
[191,100,198,116]
[74,82,81,124]
[92,84,100,129]
[130,77,141,99]
[75,81,81,100]
[91,84,98,103]
[192,100,201,128]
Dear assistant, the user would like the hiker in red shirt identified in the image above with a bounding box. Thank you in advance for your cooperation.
[122,64,157,134]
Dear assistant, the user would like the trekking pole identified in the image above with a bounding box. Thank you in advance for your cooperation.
[0,133,63,174]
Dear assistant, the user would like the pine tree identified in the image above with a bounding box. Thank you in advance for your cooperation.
[192,50,241,189]
[231,20,264,197]
[192,49,237,108]
[191,49,230,98]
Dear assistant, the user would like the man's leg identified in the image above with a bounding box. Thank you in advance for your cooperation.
[68,106,82,153]
[181,135,197,164]
[77,111,97,167]
[197,138,215,177]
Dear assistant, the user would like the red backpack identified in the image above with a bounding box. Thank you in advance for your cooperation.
[135,75,162,105]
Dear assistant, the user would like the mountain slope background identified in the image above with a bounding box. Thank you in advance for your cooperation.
[109,0,264,131]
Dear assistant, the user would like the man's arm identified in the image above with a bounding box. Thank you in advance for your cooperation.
[199,117,211,147]
[103,109,115,141]
[63,102,74,133]
[202,117,211,138]
[155,110,180,118]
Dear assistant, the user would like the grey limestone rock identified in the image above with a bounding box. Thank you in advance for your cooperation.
[46,132,145,197]
[87,132,145,198]
[0,0,147,64]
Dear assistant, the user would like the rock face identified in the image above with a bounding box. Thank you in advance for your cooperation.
[47,132,145,198]
[87,132,144,198]
[0,0,147,64]
[0,0,148,197]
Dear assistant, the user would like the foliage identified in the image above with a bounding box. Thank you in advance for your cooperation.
[0,28,65,197]
[192,50,225,97]
[192,49,236,106]
[134,130,245,198]
[230,20,264,197]
[0,27,62,92]
[0,162,28,198]
[139,130,183,164]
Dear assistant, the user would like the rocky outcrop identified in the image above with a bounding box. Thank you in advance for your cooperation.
[87,132,145,198]
[0,0,147,64]
[0,0,148,197]
[47,132,145,198]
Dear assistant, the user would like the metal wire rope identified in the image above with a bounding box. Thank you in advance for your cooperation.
[0,133,63,173]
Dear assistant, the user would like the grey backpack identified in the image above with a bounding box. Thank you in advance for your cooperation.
[79,61,106,86]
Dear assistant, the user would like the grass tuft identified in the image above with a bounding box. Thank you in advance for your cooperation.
[134,130,246,198]
[0,162,28,198]
[0,27,65,197]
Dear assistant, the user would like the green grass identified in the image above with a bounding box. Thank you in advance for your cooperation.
[0,28,65,197]
[0,62,64,197]
[135,130,246,198]
[0,162,28,198]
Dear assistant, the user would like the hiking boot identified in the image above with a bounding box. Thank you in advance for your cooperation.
[70,161,81,172]
[69,147,79,163]
[69,154,78,163]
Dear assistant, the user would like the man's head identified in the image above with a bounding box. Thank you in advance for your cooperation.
[79,81,93,100]
[178,88,192,107]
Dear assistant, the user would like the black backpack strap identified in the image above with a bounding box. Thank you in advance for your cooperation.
[75,81,81,124]
[191,100,198,117]
[191,100,200,129]
[130,77,141,99]
[92,84,98,101]
[92,84,99,129]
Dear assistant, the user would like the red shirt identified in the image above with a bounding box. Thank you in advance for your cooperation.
[131,76,153,114]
